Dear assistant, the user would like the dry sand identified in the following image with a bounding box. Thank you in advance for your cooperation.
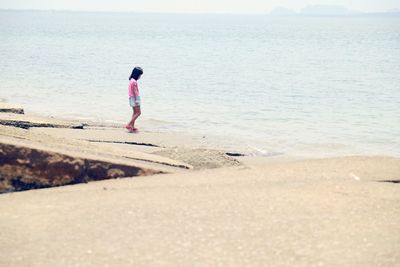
[0,105,399,266]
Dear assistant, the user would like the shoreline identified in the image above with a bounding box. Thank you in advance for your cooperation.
[2,98,398,160]
[0,102,399,193]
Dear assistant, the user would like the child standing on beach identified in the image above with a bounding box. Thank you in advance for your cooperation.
[125,67,143,133]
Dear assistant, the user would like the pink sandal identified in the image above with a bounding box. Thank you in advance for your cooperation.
[125,124,138,133]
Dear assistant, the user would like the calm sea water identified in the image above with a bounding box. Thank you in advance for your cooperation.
[1,10,399,157]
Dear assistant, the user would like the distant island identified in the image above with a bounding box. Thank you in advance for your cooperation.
[270,5,400,16]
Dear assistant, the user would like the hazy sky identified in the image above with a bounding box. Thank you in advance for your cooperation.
[1,0,399,13]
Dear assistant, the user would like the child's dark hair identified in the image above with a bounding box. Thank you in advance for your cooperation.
[129,67,143,80]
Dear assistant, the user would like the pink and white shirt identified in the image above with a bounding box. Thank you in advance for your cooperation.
[128,79,139,98]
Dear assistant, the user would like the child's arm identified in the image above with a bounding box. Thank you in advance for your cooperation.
[132,82,140,105]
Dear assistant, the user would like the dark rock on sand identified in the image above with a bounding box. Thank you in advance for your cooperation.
[0,103,24,114]
[226,152,246,157]
[0,112,84,129]
[0,142,162,193]
[0,119,84,129]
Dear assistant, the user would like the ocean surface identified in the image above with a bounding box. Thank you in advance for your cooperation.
[1,10,399,157]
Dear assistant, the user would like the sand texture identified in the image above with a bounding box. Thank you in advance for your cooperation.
[0,104,399,266]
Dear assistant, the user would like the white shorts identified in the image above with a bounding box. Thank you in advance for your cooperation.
[129,96,141,107]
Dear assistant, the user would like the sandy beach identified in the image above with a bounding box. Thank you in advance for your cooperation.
[0,104,399,266]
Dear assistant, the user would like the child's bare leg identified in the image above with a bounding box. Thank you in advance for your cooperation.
[128,106,141,128]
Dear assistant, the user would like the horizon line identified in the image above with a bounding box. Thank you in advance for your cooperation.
[1,8,399,16]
